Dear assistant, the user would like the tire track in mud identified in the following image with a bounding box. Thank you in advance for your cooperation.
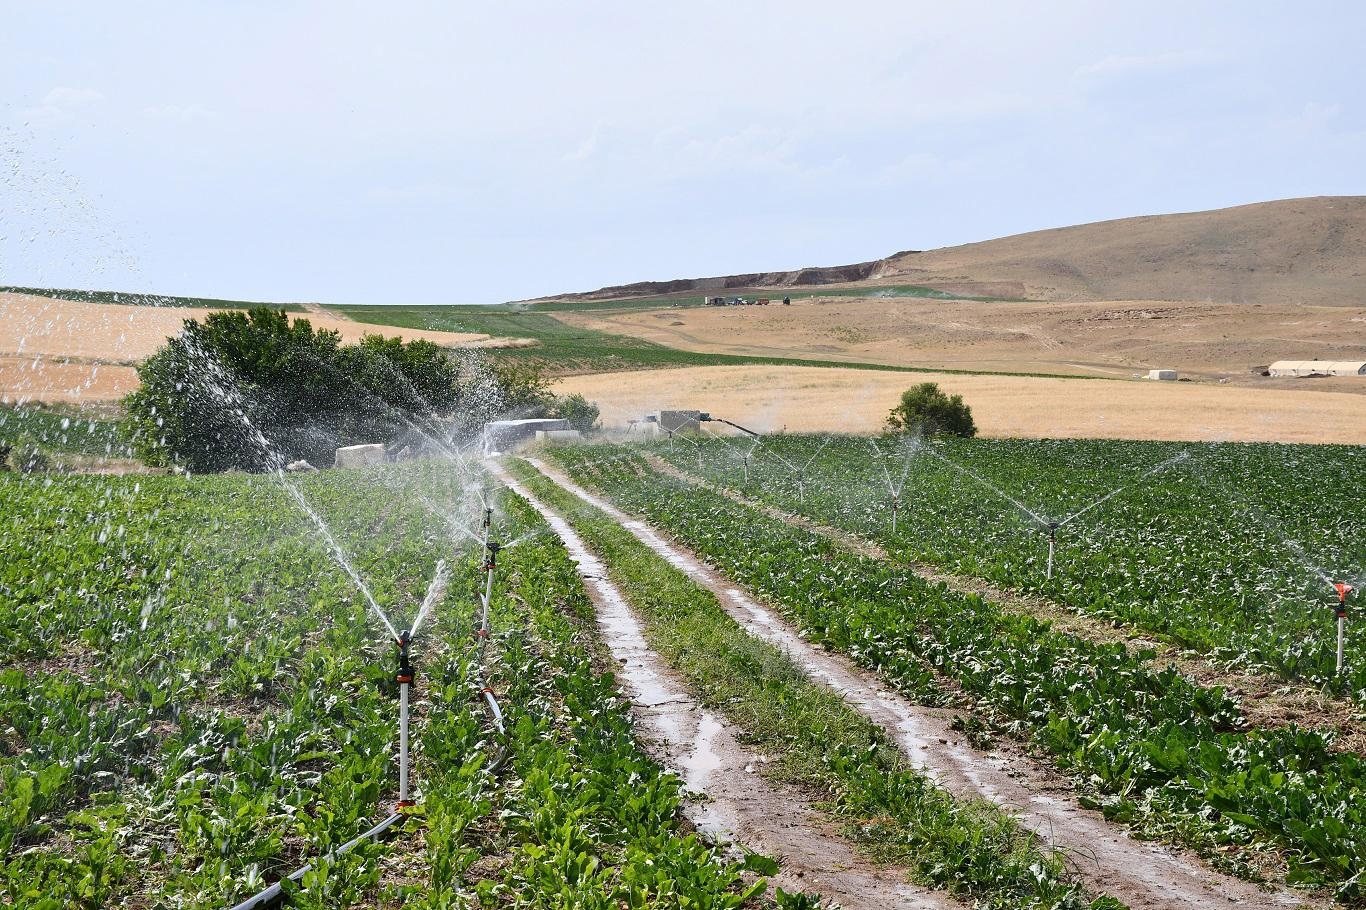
[524,456,1322,910]
[644,455,1366,753]
[491,460,960,910]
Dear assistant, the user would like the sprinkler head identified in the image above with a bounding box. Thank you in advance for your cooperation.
[1335,583,1353,617]
[482,508,492,530]
[485,540,502,570]
[395,630,414,684]
[1048,521,1059,537]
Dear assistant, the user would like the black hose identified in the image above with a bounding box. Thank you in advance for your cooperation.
[226,811,405,910]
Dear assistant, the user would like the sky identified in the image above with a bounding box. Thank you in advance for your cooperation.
[1,1,1363,305]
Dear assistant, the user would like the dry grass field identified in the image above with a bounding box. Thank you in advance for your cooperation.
[555,365,1366,445]
[556,297,1366,387]
[0,292,504,404]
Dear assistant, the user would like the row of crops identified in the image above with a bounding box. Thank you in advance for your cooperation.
[652,435,1366,695]
[0,464,782,907]
[544,444,1366,901]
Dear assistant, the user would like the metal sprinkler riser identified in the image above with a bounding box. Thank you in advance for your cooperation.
[1046,522,1059,581]
[1334,583,1353,678]
[394,629,415,809]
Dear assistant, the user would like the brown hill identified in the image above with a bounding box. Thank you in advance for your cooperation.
[538,197,1366,307]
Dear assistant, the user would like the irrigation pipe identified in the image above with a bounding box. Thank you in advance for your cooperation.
[226,811,406,910]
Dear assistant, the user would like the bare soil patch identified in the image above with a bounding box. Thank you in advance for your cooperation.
[555,365,1366,445]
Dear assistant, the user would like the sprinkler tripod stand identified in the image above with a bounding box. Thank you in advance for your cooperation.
[1334,583,1353,679]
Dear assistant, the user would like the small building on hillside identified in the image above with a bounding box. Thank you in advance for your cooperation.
[1146,369,1178,381]
[1268,361,1366,378]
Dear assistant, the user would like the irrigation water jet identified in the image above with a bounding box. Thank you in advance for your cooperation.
[869,436,920,534]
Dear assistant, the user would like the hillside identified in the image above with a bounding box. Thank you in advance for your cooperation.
[538,197,1366,307]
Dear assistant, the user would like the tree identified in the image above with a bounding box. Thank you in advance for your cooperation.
[551,393,600,433]
[886,382,976,437]
[126,308,462,472]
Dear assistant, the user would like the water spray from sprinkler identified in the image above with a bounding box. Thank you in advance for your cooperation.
[869,436,920,534]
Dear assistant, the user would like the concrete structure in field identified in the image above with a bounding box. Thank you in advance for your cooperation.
[1268,360,1366,378]
[535,429,583,444]
[658,409,710,434]
[484,418,570,454]
[1146,369,1178,381]
[335,443,386,468]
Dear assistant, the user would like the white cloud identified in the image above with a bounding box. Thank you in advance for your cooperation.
[564,122,604,162]
[142,103,216,123]
[22,86,105,128]
[40,87,105,107]
[1074,51,1209,79]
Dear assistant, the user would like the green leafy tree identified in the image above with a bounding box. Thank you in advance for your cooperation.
[551,393,600,433]
[886,382,976,437]
[126,308,461,472]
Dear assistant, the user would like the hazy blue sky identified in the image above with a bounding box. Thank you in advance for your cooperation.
[2,2,1362,304]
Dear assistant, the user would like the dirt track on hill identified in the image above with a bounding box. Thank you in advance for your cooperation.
[554,364,1366,445]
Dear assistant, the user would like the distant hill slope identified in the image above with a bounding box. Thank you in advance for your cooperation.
[537,197,1366,306]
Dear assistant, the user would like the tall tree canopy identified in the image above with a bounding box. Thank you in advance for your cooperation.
[125,308,522,472]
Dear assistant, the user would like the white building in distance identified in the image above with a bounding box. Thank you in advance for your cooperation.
[1268,361,1366,378]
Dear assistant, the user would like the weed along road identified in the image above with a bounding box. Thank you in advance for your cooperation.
[490,459,960,910]
[516,455,1324,910]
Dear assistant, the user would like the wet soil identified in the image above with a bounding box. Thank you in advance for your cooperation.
[492,460,961,910]
[645,455,1366,754]
[528,456,1326,910]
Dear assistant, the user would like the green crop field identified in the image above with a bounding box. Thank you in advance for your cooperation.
[8,427,1365,906]
[543,440,1366,900]
[0,405,131,459]
[0,464,781,908]
[644,435,1366,694]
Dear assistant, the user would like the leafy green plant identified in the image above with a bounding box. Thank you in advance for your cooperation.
[548,443,1366,900]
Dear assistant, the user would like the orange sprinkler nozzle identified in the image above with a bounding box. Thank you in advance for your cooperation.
[1335,583,1353,603]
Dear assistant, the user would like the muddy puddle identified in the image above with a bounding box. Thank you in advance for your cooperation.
[523,457,1323,910]
[491,461,959,910]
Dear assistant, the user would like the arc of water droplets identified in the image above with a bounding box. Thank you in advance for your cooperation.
[408,559,450,639]
[278,475,401,641]
[1056,450,1192,529]
[922,445,1050,528]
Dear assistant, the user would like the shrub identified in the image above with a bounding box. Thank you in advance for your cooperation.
[551,393,600,433]
[886,382,976,437]
[126,309,462,472]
